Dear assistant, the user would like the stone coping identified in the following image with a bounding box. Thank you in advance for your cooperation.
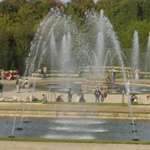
[0,103,150,120]
[0,110,150,120]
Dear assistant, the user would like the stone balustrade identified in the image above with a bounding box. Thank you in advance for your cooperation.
[32,73,79,78]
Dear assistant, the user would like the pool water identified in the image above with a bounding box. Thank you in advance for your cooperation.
[1,118,150,141]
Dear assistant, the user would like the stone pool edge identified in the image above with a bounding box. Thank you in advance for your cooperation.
[0,110,150,120]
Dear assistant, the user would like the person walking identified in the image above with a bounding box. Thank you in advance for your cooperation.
[100,88,105,103]
[94,87,101,103]
[68,88,73,102]
[112,68,116,82]
[0,81,3,98]
[16,79,20,93]
[24,78,29,92]
[16,77,23,93]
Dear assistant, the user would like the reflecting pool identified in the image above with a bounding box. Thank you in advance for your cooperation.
[1,118,150,141]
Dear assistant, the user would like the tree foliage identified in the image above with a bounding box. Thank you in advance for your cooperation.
[0,0,62,72]
[95,0,150,56]
[0,0,150,72]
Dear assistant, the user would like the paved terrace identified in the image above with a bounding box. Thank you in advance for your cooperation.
[0,78,150,119]
[2,77,150,104]
[0,102,150,113]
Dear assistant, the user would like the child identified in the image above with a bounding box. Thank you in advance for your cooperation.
[56,95,64,102]
[42,94,47,104]
[29,83,33,92]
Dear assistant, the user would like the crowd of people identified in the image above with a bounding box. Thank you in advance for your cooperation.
[0,68,108,103]
[53,87,107,104]
[0,69,35,98]
[54,88,86,103]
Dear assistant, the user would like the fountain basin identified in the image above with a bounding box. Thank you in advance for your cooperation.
[36,83,150,93]
[1,118,150,141]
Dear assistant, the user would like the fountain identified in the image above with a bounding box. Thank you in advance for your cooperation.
[17,8,143,141]
[25,9,128,79]
[145,32,150,72]
[23,9,150,96]
[132,30,140,70]
[61,32,71,73]
[131,30,140,79]
[50,30,57,71]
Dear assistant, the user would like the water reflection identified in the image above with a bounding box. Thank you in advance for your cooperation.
[1,118,150,141]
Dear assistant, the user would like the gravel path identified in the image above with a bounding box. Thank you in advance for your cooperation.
[1,141,150,150]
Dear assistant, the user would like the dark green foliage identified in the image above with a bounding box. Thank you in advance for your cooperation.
[0,51,13,70]
[0,0,150,73]
[0,0,62,73]
[96,0,150,52]
[66,0,150,67]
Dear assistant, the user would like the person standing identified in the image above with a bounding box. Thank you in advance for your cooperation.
[112,68,116,82]
[18,77,23,92]
[68,88,73,102]
[15,70,20,80]
[43,67,47,79]
[94,87,101,103]
[41,68,44,80]
[24,78,29,92]
[76,89,83,102]
[100,88,105,103]
[1,69,5,83]
[16,79,20,93]
[0,81,3,98]
[29,83,33,92]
